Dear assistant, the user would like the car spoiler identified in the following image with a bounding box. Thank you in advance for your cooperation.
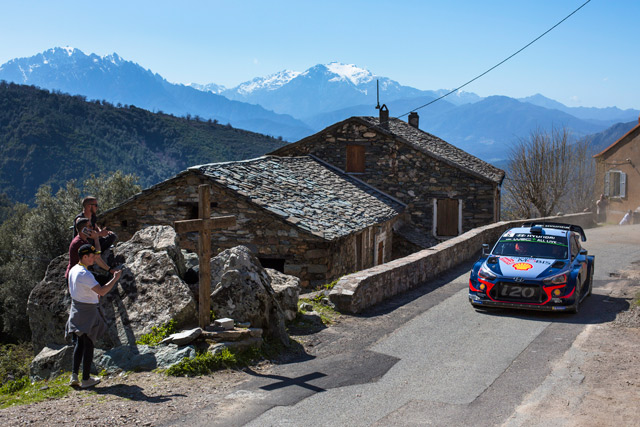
[521,222,587,242]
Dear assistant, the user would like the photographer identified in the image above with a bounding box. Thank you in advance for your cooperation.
[66,244,122,388]
[66,217,117,279]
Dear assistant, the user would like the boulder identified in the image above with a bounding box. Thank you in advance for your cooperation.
[266,268,300,322]
[30,345,75,381]
[210,246,290,346]
[27,254,74,355]
[95,344,196,373]
[27,226,197,354]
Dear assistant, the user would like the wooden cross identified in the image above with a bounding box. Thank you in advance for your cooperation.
[174,184,236,329]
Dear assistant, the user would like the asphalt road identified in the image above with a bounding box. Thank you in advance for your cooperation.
[173,224,640,427]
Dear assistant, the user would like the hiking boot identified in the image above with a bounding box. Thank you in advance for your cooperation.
[80,377,101,389]
[69,373,79,386]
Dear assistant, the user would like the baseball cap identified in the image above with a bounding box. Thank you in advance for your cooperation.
[78,244,100,257]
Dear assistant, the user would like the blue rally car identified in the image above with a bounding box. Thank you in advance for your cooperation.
[469,222,595,313]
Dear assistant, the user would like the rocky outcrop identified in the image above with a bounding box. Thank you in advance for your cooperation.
[267,268,300,321]
[210,246,292,346]
[27,226,197,353]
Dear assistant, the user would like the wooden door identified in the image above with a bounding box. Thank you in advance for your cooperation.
[437,198,458,236]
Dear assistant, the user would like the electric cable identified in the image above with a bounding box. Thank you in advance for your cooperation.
[395,0,592,119]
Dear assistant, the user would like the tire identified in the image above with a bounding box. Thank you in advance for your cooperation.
[569,286,581,314]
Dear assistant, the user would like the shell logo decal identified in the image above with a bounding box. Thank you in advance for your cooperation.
[513,262,533,271]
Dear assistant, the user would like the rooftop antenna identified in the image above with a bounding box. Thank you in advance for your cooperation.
[375,80,381,110]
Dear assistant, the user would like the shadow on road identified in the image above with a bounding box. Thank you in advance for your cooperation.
[243,367,327,392]
[92,384,186,403]
[473,284,630,325]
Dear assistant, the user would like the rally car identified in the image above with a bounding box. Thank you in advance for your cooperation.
[468,222,594,313]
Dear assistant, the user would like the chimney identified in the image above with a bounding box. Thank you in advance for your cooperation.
[379,104,389,128]
[408,112,419,129]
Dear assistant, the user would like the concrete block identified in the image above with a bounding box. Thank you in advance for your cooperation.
[214,318,234,330]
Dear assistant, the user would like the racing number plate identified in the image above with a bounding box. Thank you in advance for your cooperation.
[498,283,541,301]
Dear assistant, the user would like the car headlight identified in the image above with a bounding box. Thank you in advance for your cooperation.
[478,265,497,280]
[543,273,567,285]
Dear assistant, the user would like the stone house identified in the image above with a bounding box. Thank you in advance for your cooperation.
[269,110,505,254]
[100,155,405,287]
[593,115,640,223]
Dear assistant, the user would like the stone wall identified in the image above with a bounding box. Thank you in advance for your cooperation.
[329,212,596,313]
[274,121,498,236]
[100,172,396,287]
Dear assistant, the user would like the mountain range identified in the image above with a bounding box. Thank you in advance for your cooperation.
[1,47,638,162]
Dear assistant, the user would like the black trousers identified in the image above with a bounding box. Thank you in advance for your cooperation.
[72,333,94,380]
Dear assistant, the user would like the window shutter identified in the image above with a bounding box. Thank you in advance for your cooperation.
[346,145,365,173]
[604,171,610,196]
[620,172,627,198]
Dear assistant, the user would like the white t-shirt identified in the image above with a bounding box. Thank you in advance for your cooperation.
[68,264,99,304]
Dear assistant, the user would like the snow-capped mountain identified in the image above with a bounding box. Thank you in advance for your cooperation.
[207,62,433,118]
[0,47,313,140]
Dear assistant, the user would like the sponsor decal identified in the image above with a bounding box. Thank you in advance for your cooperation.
[502,257,515,265]
[513,262,533,271]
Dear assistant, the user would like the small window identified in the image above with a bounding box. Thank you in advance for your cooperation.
[604,170,626,198]
[346,145,365,173]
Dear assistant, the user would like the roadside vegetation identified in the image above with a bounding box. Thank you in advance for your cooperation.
[502,127,595,219]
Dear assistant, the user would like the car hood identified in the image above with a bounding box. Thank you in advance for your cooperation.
[487,256,558,279]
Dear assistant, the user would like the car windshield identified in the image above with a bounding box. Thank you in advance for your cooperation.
[492,232,568,259]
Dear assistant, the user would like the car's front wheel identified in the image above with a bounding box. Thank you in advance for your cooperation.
[568,285,581,314]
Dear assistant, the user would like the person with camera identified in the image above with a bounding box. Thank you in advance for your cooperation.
[66,217,117,280]
[66,244,123,388]
[73,196,117,250]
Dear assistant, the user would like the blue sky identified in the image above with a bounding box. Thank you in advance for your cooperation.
[1,0,638,109]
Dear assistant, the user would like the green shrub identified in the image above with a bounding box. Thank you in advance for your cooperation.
[136,320,177,346]
[0,343,33,384]
[166,346,262,377]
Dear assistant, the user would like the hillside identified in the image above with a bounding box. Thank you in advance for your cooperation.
[0,82,286,204]
[0,48,313,141]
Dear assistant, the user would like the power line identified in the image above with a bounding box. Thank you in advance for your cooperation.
[396,0,592,119]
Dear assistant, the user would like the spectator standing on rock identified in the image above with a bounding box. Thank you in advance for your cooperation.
[66,217,115,279]
[73,196,117,250]
[596,194,608,224]
[66,244,122,388]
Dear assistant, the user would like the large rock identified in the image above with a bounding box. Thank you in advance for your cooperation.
[266,268,300,322]
[30,345,75,381]
[27,226,197,354]
[95,344,197,373]
[210,246,291,346]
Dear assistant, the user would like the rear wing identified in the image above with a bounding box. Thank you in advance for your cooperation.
[521,222,587,242]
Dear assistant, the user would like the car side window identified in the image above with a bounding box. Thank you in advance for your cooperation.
[570,233,579,260]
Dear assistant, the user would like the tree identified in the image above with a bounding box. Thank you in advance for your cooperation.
[503,127,593,219]
[0,171,141,343]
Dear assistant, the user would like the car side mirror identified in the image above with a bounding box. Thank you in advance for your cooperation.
[482,243,490,256]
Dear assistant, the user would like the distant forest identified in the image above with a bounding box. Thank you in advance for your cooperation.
[0,81,286,204]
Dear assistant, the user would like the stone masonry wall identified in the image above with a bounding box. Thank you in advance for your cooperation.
[275,121,498,237]
[100,172,396,287]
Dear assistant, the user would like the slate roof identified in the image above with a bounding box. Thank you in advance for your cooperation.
[271,116,505,184]
[356,117,505,184]
[192,156,405,241]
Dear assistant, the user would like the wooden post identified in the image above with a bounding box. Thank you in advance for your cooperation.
[174,184,236,329]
